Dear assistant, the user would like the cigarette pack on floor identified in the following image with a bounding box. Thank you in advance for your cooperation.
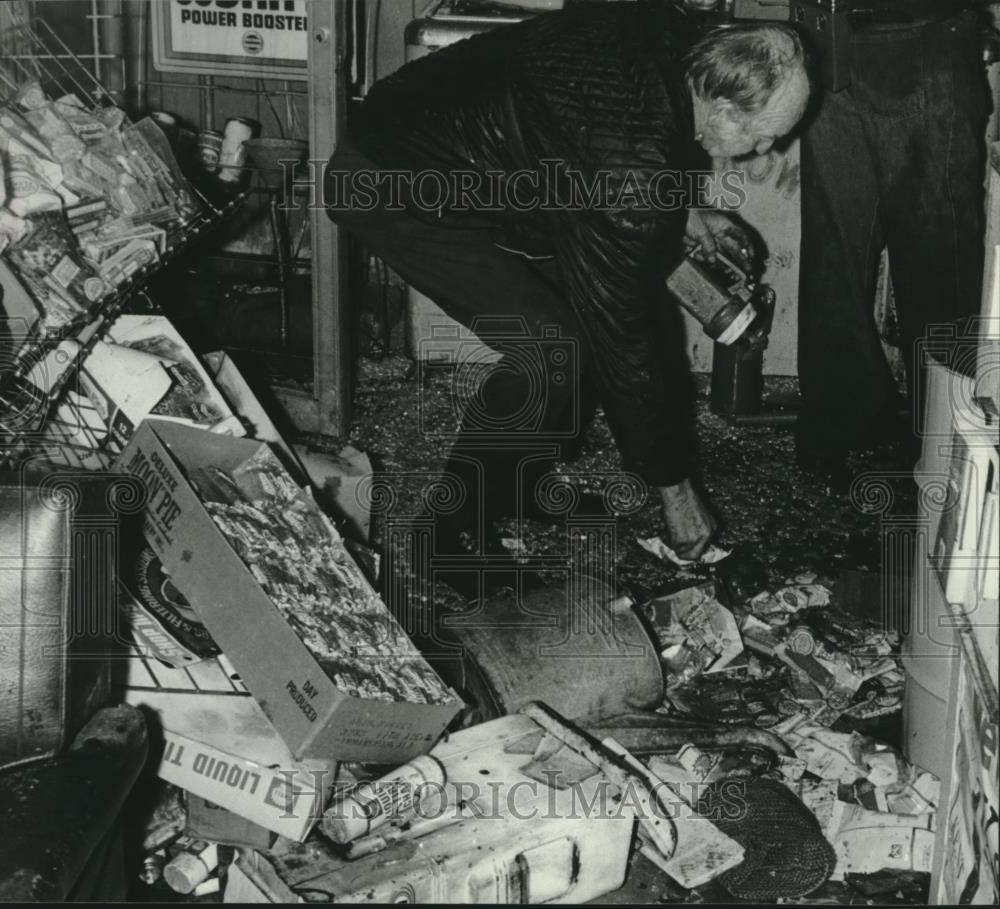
[117,644,334,841]
[116,419,462,762]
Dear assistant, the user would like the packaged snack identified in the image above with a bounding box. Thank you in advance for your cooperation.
[5,211,106,324]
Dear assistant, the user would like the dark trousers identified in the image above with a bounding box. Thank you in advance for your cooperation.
[797,11,990,455]
[328,141,595,550]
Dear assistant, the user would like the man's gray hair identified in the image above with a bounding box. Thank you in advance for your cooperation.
[685,23,808,115]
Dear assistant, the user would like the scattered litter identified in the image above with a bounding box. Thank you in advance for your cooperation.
[637,537,731,566]
[777,754,807,781]
[772,715,868,783]
[643,584,744,688]
[640,754,746,889]
[865,750,901,788]
[749,576,831,619]
[826,800,936,878]
[786,778,840,832]
[499,536,528,555]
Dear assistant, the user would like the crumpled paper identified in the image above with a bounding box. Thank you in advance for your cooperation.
[637,536,731,566]
[749,573,831,621]
[644,584,744,688]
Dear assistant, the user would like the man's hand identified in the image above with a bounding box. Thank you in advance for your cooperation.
[656,479,717,561]
[683,0,721,9]
[684,209,754,273]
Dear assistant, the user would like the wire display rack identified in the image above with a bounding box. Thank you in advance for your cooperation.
[0,14,247,468]
[0,16,112,109]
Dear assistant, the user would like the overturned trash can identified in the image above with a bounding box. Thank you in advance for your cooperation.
[427,575,665,725]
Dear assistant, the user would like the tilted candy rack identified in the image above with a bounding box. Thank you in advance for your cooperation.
[0,17,246,465]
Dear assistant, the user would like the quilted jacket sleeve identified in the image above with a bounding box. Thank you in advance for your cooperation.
[547,205,695,486]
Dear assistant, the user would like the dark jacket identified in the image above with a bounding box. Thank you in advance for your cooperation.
[344,0,703,486]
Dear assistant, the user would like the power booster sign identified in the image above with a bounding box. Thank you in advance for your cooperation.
[154,1,309,80]
[176,0,306,32]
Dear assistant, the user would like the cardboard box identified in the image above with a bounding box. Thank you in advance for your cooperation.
[116,419,462,762]
[933,420,998,611]
[119,644,282,759]
[159,729,330,843]
[102,314,244,437]
[118,644,334,841]
[202,351,299,469]
[930,615,999,905]
[205,350,375,543]
[186,795,275,851]
[20,315,244,472]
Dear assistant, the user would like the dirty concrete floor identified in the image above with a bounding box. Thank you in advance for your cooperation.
[299,353,917,606]
[292,352,924,905]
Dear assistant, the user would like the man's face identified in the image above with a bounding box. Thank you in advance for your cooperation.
[699,67,810,159]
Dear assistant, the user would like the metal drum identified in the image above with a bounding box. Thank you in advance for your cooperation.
[434,575,664,724]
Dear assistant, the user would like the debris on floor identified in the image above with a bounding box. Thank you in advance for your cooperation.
[7,319,961,904]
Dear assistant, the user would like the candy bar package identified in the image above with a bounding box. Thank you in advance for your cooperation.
[0,106,67,217]
[19,97,86,165]
[52,94,114,145]
[123,118,203,228]
[5,210,106,331]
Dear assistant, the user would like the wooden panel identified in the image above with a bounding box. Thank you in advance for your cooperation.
[307,0,351,436]
[976,144,1000,417]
